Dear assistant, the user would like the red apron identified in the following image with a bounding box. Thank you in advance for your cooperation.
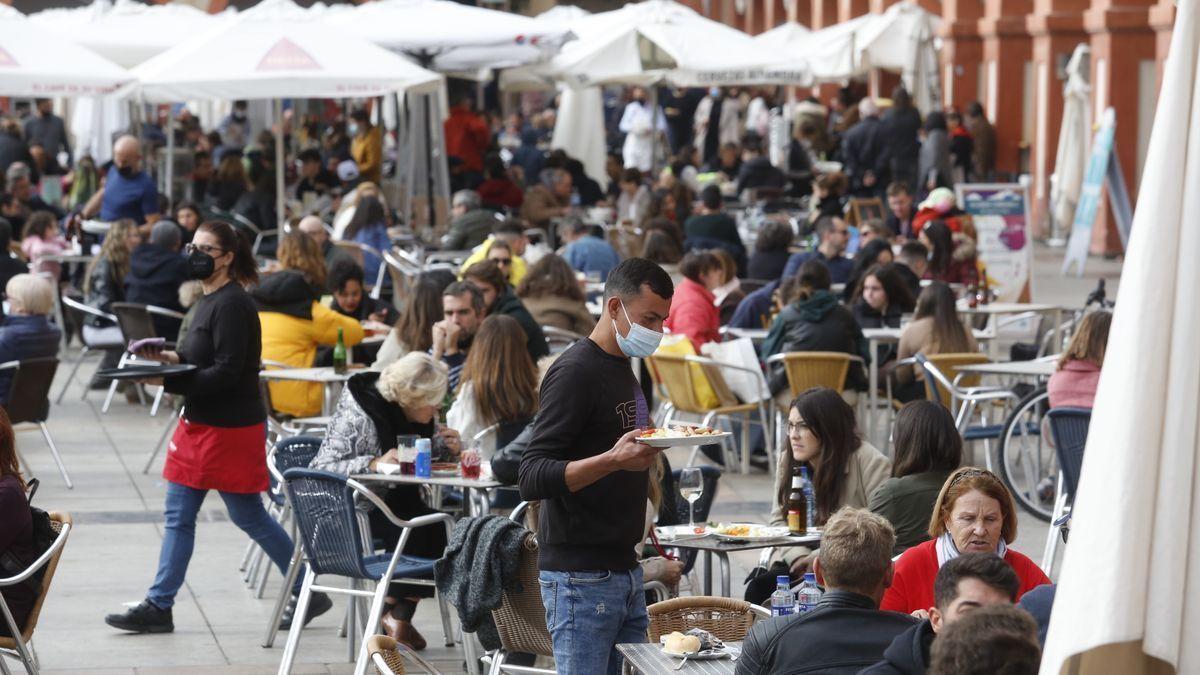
[163,416,269,494]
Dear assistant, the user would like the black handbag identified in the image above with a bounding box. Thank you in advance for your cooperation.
[743,560,791,606]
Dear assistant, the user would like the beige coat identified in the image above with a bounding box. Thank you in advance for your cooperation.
[519,293,596,336]
[769,440,892,525]
[895,317,979,383]
[521,185,568,228]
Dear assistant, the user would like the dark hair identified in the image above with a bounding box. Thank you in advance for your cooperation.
[755,220,794,253]
[0,407,20,489]
[484,152,506,179]
[620,167,642,184]
[198,220,257,285]
[928,604,1040,675]
[680,250,720,283]
[0,217,12,250]
[781,388,862,525]
[914,281,972,353]
[898,241,929,266]
[22,211,57,241]
[328,259,364,293]
[604,257,674,303]
[886,181,912,197]
[933,553,1020,611]
[641,229,683,265]
[966,101,985,118]
[922,221,954,275]
[741,132,763,154]
[892,400,962,478]
[844,238,894,300]
[517,253,585,302]
[392,279,443,353]
[794,258,831,302]
[443,280,485,314]
[463,260,508,294]
[175,200,202,220]
[853,263,916,314]
[923,111,948,133]
[350,108,370,124]
[193,150,211,162]
[298,148,322,163]
[814,215,842,240]
[891,85,912,110]
[700,184,722,210]
[344,195,386,240]
[493,220,526,238]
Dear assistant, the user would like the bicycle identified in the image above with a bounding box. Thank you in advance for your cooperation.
[995,279,1114,521]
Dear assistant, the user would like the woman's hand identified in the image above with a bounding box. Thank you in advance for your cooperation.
[137,377,164,387]
[437,427,463,456]
[135,348,180,365]
[789,552,815,578]
[369,448,400,472]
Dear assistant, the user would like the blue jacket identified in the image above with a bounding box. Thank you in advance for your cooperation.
[563,235,620,282]
[0,315,60,405]
[782,249,854,284]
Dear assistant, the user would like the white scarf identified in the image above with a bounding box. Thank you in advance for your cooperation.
[935,531,1008,567]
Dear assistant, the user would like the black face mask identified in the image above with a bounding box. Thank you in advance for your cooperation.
[117,165,135,178]
[187,250,215,280]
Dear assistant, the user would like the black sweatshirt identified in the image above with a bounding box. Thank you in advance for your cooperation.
[164,281,265,428]
[518,338,650,572]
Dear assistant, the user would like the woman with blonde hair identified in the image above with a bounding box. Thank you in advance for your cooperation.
[310,352,464,649]
[447,315,539,447]
[1047,310,1112,408]
[0,274,60,405]
[83,218,142,384]
[276,230,328,296]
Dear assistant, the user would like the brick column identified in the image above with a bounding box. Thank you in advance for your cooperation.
[1085,0,1155,255]
[1026,0,1088,236]
[838,0,870,22]
[978,0,1033,176]
[939,0,984,111]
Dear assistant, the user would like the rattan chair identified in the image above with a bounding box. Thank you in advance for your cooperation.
[645,596,770,643]
[366,634,444,675]
[766,351,860,396]
[488,532,555,675]
[0,512,71,674]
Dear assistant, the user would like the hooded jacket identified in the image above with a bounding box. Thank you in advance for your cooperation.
[252,270,364,418]
[859,619,936,674]
[125,243,189,338]
[760,289,869,394]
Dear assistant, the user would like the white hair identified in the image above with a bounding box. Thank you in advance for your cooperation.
[376,352,448,410]
[6,274,54,316]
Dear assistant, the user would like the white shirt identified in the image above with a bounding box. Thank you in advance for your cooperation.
[618,101,667,172]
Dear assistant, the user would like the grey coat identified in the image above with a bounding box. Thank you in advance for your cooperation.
[917,129,954,191]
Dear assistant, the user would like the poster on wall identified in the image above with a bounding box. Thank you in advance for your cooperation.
[955,183,1034,302]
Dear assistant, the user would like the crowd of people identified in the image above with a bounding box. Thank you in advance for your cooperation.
[0,82,1109,675]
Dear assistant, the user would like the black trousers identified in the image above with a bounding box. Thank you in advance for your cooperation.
[369,485,447,599]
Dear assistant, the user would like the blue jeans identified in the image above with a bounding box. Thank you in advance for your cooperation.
[539,568,648,675]
[147,482,300,609]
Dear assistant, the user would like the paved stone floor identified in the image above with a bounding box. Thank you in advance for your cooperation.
[12,243,1122,673]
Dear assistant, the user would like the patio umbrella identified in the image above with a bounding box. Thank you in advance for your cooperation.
[0,4,132,97]
[1039,2,1200,673]
[1049,44,1092,245]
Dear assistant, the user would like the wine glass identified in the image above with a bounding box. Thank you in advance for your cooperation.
[678,467,704,530]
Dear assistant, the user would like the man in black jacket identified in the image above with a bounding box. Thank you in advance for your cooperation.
[126,221,190,340]
[861,553,1020,675]
[841,98,888,198]
[736,508,918,675]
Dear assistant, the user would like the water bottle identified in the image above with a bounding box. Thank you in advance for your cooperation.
[796,572,822,613]
[800,466,816,532]
[414,438,432,478]
[770,575,796,617]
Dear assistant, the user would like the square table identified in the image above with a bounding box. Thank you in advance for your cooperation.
[619,641,741,675]
[259,366,356,415]
[956,302,1065,359]
[658,530,821,597]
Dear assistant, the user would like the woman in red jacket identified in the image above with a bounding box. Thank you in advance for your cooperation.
[664,251,723,349]
[881,467,1050,614]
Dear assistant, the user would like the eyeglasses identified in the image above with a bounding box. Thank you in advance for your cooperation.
[185,243,224,256]
[490,257,513,266]
[786,421,811,433]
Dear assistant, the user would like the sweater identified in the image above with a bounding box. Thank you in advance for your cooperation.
[880,539,1051,614]
[0,475,35,637]
[491,289,549,360]
[433,516,529,650]
[664,277,720,350]
[683,213,742,250]
[868,470,955,553]
[1047,360,1100,408]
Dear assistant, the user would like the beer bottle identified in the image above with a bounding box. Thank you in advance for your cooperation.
[787,466,806,535]
[332,327,347,375]
[979,266,991,305]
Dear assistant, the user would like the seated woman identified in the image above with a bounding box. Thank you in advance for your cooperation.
[254,234,364,418]
[869,401,962,553]
[769,387,891,574]
[746,220,793,282]
[309,353,463,650]
[329,260,399,325]
[0,409,37,639]
[462,260,549,360]
[760,259,869,399]
[83,218,142,386]
[920,220,978,287]
[277,228,331,298]
[515,253,596,336]
[842,238,894,303]
[850,263,916,330]
[893,281,978,403]
[1047,310,1112,409]
[663,251,723,350]
[615,168,652,225]
[0,275,61,405]
[340,195,391,286]
[373,278,444,370]
[446,315,538,451]
[710,248,744,324]
[881,467,1051,614]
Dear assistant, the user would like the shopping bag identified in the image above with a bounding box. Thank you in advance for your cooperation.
[701,337,770,403]
[654,335,719,409]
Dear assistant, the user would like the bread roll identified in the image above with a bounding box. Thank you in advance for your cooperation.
[663,632,701,653]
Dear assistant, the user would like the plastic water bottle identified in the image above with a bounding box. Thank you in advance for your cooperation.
[796,572,822,613]
[770,575,796,617]
[800,466,816,532]
[414,438,432,478]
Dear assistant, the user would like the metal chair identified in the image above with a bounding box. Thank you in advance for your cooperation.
[1041,407,1091,574]
[55,297,121,404]
[541,326,583,355]
[915,354,1019,471]
[0,512,71,675]
[367,634,443,675]
[645,596,770,643]
[106,303,186,415]
[278,468,455,675]
[336,241,389,299]
[2,358,70,489]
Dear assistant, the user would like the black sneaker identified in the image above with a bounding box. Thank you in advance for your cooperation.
[279,591,333,630]
[105,601,174,634]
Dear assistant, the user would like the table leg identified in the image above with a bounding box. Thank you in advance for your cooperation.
[717,551,731,597]
[868,337,879,445]
[703,550,713,595]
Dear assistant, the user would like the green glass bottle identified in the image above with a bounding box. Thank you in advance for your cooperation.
[332,327,347,374]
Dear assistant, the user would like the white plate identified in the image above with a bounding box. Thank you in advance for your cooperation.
[656,525,709,541]
[661,648,729,660]
[636,432,732,448]
[710,524,790,541]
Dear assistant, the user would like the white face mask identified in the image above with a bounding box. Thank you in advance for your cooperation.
[612,300,663,358]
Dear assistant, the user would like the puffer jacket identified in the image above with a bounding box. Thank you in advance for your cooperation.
[760,289,869,394]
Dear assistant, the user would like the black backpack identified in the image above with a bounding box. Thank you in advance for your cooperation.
[0,479,57,595]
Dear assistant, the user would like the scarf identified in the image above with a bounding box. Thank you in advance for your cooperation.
[935,531,1008,567]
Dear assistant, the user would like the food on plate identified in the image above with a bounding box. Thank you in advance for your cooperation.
[639,425,722,439]
[713,523,789,538]
[430,462,458,473]
[663,632,702,654]
[715,524,752,537]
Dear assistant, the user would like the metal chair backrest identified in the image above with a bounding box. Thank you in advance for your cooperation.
[543,326,583,354]
[6,358,58,425]
[918,352,990,407]
[491,532,555,657]
[111,302,156,342]
[61,295,119,339]
[335,240,367,269]
[775,352,853,396]
[646,596,763,643]
[1045,407,1091,501]
[268,436,324,507]
[647,353,733,413]
[0,512,71,645]
[282,468,374,579]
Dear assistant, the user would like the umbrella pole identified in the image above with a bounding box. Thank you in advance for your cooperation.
[274,98,285,229]
[649,86,659,176]
[165,106,174,205]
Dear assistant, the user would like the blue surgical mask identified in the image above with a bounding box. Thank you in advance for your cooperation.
[612,300,663,358]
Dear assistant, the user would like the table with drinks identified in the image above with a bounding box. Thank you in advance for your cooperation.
[352,434,501,517]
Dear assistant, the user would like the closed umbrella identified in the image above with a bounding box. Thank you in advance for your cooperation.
[1049,44,1092,246]
[1040,2,1200,673]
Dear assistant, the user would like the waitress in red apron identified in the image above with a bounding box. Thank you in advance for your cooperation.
[104,220,329,633]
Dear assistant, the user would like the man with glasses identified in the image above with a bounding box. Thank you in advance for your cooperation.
[458,220,531,286]
[782,215,853,284]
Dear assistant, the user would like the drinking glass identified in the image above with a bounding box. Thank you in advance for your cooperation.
[679,467,704,529]
[396,435,419,475]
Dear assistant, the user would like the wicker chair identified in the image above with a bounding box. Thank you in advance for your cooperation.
[366,634,444,675]
[0,512,72,673]
[646,596,770,644]
[921,352,990,407]
[766,352,860,397]
[488,532,555,675]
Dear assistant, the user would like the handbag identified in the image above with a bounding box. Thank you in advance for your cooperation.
[743,559,792,606]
